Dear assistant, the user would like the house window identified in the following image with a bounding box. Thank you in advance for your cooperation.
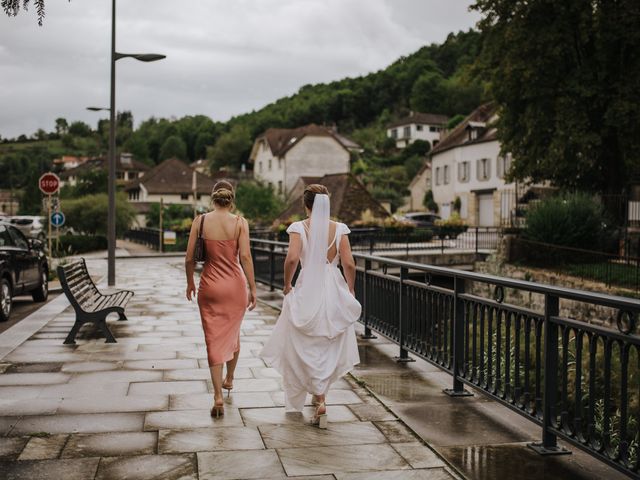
[497,154,512,179]
[268,182,273,191]
[416,125,423,131]
[477,158,491,181]
[181,193,189,200]
[278,158,283,169]
[458,161,470,183]
[469,128,478,141]
[435,167,441,186]
[403,126,411,138]
[128,171,136,180]
[116,171,124,180]
[444,165,450,185]
[391,129,398,139]
[278,181,283,195]
[268,159,272,171]
[430,126,437,132]
[258,161,263,173]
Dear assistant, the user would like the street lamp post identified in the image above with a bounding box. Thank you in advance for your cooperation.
[103,0,164,286]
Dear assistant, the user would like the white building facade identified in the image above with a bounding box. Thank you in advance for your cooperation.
[386,112,448,149]
[250,125,359,198]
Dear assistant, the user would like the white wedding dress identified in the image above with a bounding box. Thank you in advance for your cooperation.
[260,195,361,411]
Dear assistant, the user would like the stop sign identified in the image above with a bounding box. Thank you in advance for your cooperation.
[39,172,60,195]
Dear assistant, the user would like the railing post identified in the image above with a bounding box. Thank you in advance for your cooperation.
[361,258,377,339]
[528,294,570,455]
[444,275,472,396]
[369,236,374,255]
[475,227,479,254]
[269,243,276,292]
[395,266,415,363]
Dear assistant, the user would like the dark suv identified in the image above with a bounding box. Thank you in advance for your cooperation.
[0,221,49,321]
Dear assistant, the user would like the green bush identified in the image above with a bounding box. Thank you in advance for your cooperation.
[523,193,611,250]
[61,193,135,235]
[54,235,107,256]
[435,212,467,238]
[235,181,284,224]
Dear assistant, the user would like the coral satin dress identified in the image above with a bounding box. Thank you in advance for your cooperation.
[197,216,247,366]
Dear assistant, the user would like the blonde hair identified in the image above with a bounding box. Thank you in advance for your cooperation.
[211,180,235,208]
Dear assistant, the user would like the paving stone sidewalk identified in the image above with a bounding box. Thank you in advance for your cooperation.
[0,257,459,480]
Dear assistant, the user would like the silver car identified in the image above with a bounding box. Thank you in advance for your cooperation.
[9,216,46,240]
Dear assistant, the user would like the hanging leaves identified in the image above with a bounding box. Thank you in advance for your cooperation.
[2,0,47,26]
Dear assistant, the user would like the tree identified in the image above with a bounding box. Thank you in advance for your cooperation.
[68,121,92,137]
[208,124,252,170]
[54,117,68,137]
[472,0,640,195]
[235,181,284,223]
[2,0,46,25]
[62,193,134,235]
[159,135,187,161]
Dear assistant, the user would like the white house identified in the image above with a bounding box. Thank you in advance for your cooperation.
[430,103,524,227]
[124,157,217,227]
[248,124,361,198]
[402,163,431,212]
[59,153,149,187]
[387,112,448,149]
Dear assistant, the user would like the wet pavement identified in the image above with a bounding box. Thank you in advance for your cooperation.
[0,257,459,479]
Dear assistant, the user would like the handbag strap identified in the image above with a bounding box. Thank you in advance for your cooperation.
[197,214,206,240]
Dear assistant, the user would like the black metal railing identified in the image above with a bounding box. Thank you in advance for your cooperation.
[250,237,640,479]
[253,227,502,255]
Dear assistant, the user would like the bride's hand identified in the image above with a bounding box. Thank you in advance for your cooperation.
[283,284,293,296]
[247,288,257,311]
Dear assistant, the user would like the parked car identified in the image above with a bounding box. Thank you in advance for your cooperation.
[0,221,49,322]
[400,212,441,228]
[9,216,46,241]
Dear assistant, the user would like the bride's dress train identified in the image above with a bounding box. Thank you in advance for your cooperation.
[260,199,361,411]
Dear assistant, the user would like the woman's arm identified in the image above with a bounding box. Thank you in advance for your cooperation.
[238,217,257,310]
[184,216,201,301]
[339,234,356,295]
[283,233,302,295]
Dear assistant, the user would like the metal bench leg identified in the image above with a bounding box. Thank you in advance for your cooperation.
[64,321,83,345]
[117,312,128,321]
[98,320,117,343]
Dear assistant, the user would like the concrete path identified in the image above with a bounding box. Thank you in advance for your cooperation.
[0,257,459,480]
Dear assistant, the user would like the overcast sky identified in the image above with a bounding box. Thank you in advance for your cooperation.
[0,0,479,139]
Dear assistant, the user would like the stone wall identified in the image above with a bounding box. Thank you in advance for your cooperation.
[472,235,632,331]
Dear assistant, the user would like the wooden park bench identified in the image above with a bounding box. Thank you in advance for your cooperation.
[57,259,134,344]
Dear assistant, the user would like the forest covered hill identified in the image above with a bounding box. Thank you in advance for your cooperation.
[1,29,486,213]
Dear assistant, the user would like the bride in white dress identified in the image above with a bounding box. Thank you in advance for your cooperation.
[260,184,361,428]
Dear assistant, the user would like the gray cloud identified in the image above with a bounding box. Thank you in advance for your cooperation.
[0,0,479,138]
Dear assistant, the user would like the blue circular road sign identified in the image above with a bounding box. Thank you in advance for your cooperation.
[51,211,65,227]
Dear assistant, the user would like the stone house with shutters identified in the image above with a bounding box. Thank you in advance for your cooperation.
[429,103,530,227]
[386,112,448,149]
[249,124,361,198]
[124,157,217,227]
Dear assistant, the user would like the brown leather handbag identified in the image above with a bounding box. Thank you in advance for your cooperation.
[194,214,206,263]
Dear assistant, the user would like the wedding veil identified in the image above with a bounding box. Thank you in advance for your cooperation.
[289,193,330,335]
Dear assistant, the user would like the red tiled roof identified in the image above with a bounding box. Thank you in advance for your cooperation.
[387,112,449,129]
[275,173,390,225]
[429,103,498,156]
[251,124,360,160]
[124,158,216,195]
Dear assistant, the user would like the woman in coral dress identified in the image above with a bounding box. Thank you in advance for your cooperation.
[185,180,257,417]
[261,184,361,428]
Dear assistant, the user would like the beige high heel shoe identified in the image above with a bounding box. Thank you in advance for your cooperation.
[211,399,224,418]
[222,376,234,397]
[311,402,327,429]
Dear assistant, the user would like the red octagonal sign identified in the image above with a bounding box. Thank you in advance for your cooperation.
[39,172,60,195]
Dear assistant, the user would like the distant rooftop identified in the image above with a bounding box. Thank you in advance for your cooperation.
[387,112,449,129]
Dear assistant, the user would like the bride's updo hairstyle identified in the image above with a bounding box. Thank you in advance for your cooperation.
[303,184,329,211]
[211,180,235,208]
